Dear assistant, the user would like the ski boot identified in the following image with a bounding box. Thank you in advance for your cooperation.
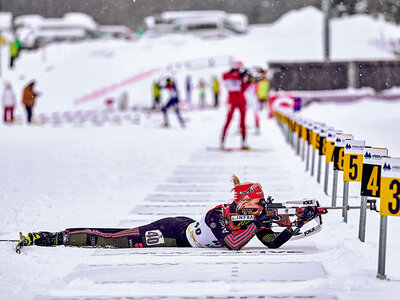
[220,136,225,150]
[162,112,169,128]
[16,231,63,253]
[179,117,185,128]
[241,137,250,150]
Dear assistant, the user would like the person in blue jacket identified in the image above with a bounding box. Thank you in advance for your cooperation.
[161,77,185,127]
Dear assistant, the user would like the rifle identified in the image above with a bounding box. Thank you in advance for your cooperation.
[260,196,378,240]
[235,66,266,83]
[260,197,326,227]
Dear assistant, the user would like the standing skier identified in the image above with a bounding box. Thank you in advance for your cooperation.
[257,70,270,114]
[220,62,251,150]
[18,175,318,251]
[185,74,192,103]
[2,81,17,124]
[151,80,161,110]
[161,77,184,128]
[211,76,220,108]
[197,79,206,108]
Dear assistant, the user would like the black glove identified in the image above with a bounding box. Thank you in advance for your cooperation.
[297,206,318,228]
[255,213,280,228]
[301,206,319,221]
[238,67,248,77]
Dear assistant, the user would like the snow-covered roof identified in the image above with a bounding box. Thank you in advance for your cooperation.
[173,16,223,26]
[14,14,45,28]
[0,12,13,29]
[35,28,86,38]
[63,12,97,30]
[161,10,226,23]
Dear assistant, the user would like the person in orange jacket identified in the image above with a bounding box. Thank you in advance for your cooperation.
[22,81,40,124]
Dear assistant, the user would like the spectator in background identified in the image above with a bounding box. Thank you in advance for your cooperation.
[9,39,19,69]
[22,81,40,124]
[248,80,261,135]
[152,81,161,110]
[211,76,220,107]
[198,79,206,108]
[257,70,270,113]
[185,75,192,102]
[2,81,16,124]
[15,35,23,57]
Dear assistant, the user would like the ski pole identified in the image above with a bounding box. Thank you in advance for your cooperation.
[0,239,23,253]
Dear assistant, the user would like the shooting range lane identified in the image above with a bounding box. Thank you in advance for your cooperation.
[35,120,334,300]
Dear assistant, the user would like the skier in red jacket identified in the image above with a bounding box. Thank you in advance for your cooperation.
[221,61,251,150]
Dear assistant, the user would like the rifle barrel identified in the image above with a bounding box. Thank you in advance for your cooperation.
[321,205,372,210]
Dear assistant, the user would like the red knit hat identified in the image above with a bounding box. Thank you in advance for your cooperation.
[234,182,264,203]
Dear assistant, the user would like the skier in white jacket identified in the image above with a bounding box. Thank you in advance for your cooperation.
[2,82,16,124]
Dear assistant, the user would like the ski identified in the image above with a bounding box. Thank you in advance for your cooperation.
[92,249,308,257]
[15,232,27,254]
[206,147,270,153]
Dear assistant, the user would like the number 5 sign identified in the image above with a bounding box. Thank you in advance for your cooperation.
[380,157,400,217]
[343,140,365,181]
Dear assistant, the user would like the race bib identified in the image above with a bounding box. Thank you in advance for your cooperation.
[185,218,223,248]
[224,79,241,92]
[145,230,165,246]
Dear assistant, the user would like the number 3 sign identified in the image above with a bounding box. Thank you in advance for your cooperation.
[380,157,400,217]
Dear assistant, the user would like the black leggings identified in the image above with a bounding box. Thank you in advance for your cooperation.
[64,217,194,248]
[25,105,33,123]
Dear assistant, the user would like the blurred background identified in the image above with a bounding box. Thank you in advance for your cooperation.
[2,0,400,27]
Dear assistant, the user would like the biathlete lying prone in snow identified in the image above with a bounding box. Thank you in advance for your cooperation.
[18,175,320,251]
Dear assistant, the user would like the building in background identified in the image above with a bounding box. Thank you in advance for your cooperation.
[144,10,248,38]
[14,13,99,49]
[0,12,14,44]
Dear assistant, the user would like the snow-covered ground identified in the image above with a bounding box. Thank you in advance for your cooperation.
[1,6,400,300]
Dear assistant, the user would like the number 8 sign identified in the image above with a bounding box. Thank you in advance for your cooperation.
[380,157,400,217]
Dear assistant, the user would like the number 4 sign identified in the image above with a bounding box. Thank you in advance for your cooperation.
[360,147,388,197]
[380,157,400,217]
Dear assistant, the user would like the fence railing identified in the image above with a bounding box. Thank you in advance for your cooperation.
[274,107,400,280]
[269,60,400,92]
[166,55,233,73]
